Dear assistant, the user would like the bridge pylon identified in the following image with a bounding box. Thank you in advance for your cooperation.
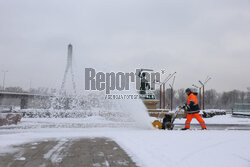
[60,44,77,96]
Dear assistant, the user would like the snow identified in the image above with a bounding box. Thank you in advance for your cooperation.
[201,109,226,113]
[114,130,250,167]
[0,127,250,167]
[44,138,71,164]
[174,114,250,125]
[0,116,140,130]
[0,106,250,167]
[15,157,26,161]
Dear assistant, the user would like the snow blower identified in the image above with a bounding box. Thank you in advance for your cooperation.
[152,109,180,130]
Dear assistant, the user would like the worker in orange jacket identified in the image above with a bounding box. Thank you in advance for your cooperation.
[181,88,207,130]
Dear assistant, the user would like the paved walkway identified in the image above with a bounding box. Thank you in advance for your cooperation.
[0,138,137,167]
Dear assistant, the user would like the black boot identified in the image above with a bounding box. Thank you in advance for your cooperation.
[181,128,188,130]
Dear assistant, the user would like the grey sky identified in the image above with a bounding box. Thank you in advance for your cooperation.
[0,0,250,93]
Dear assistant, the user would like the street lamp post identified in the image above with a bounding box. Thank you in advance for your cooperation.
[192,84,202,108]
[199,81,205,110]
[163,83,166,109]
[169,76,176,111]
[159,85,162,109]
[156,72,176,109]
[198,77,212,110]
[162,72,176,109]
[2,70,8,91]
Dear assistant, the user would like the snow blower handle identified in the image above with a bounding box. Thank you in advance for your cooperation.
[180,105,186,110]
[180,104,189,111]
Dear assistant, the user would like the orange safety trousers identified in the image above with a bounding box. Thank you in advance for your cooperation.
[185,113,206,129]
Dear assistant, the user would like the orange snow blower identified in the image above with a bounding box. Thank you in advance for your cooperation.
[152,109,180,130]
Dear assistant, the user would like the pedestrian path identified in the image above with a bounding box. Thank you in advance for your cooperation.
[0,138,137,167]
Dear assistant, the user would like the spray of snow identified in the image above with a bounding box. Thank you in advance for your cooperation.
[21,80,153,129]
[113,85,153,129]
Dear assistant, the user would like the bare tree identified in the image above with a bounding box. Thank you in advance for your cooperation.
[204,89,219,108]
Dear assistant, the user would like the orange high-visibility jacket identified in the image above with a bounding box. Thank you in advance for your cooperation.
[187,93,200,113]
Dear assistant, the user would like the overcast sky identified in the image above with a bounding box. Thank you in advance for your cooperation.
[0,0,250,93]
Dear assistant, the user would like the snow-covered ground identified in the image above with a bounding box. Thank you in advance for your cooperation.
[174,114,250,125]
[0,114,250,167]
[0,127,250,167]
